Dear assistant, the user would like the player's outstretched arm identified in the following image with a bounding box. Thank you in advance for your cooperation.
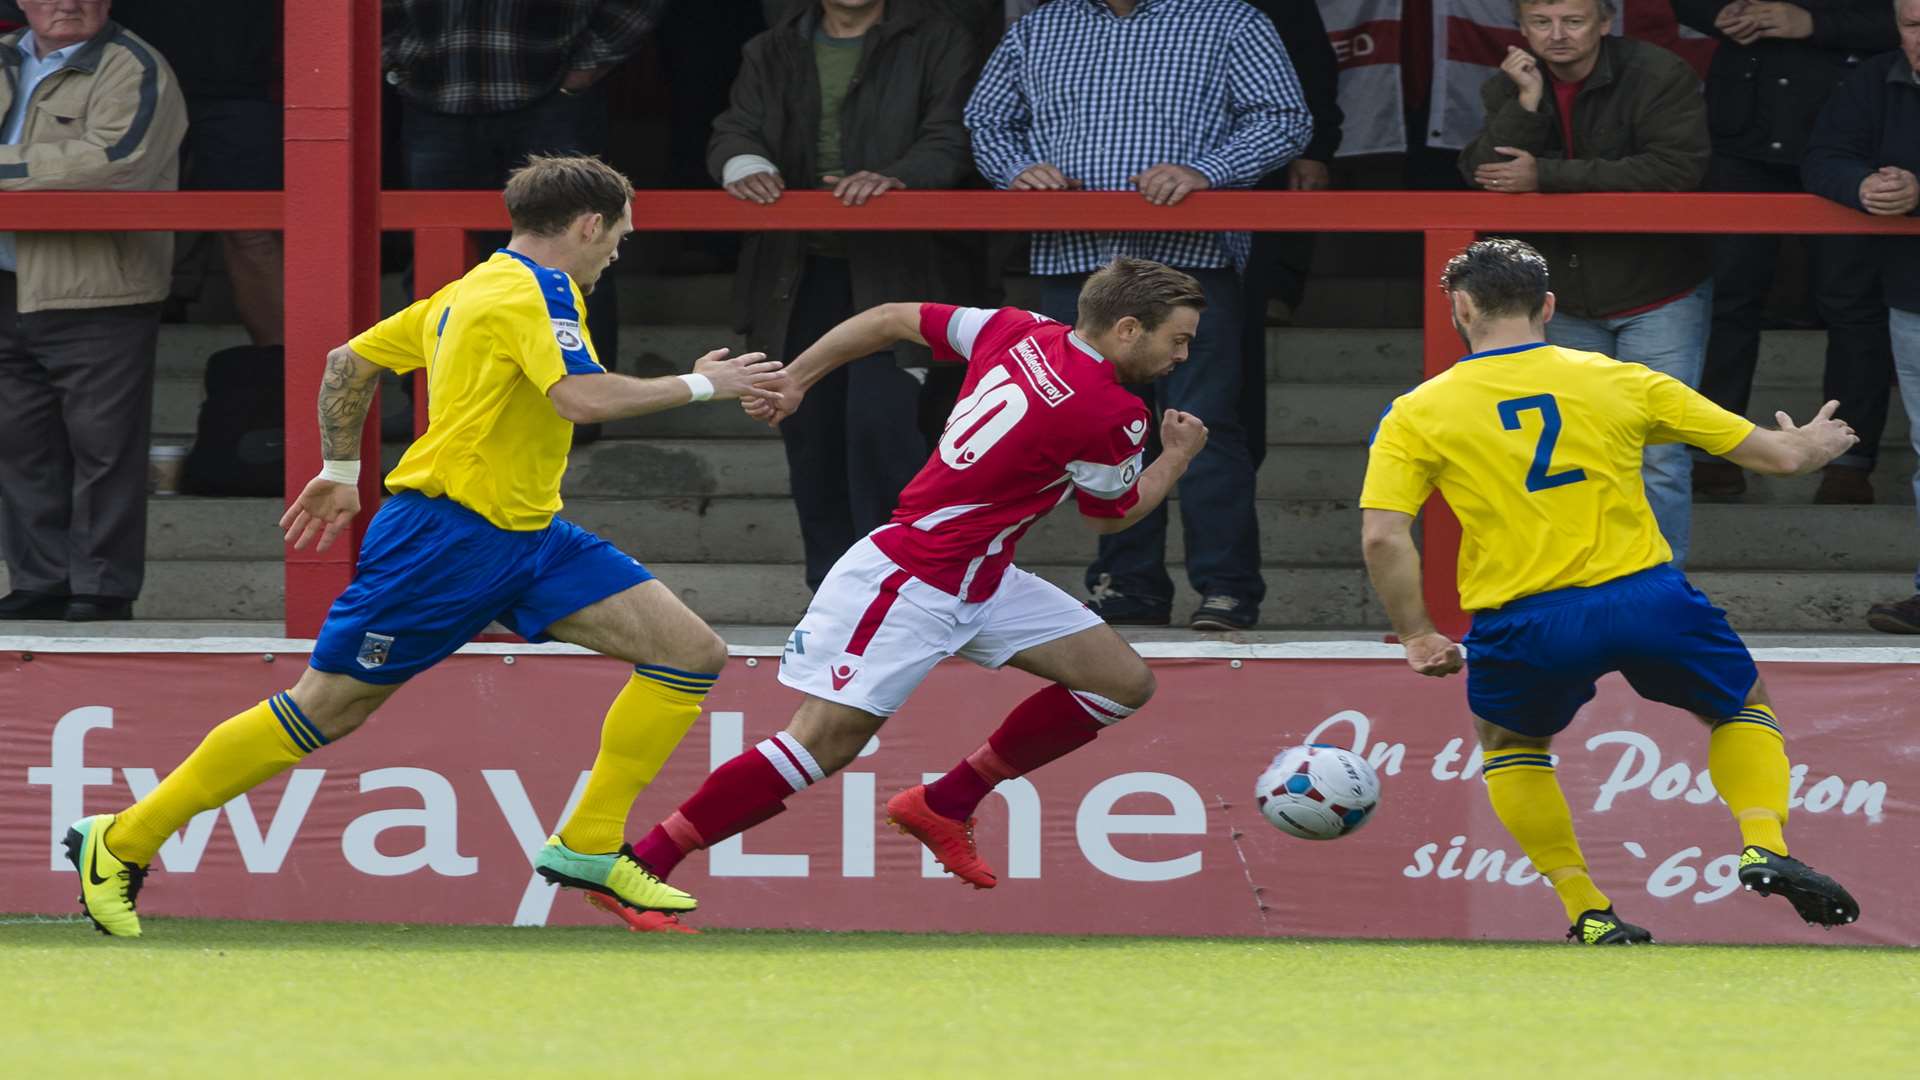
[745,303,928,427]
[279,344,381,552]
[1722,399,1860,478]
[1360,509,1464,678]
[548,349,781,424]
[1082,410,1208,534]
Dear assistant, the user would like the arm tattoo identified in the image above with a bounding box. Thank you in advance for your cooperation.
[318,350,381,460]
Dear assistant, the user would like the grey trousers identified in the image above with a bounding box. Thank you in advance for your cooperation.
[0,274,159,599]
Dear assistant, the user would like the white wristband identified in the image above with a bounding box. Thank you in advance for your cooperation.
[318,459,361,485]
[678,372,715,402]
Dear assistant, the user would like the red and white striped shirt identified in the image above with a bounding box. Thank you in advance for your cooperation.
[867,304,1151,602]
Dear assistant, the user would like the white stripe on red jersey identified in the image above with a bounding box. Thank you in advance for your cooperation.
[868,305,1151,602]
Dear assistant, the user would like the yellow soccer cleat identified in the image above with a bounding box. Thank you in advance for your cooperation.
[63,815,146,938]
[533,835,697,914]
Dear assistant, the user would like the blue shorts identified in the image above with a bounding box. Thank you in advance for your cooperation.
[310,492,654,684]
[1463,565,1757,737]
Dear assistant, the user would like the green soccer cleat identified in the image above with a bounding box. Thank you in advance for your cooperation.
[533,836,697,914]
[1567,908,1654,945]
[63,814,146,938]
[1738,847,1860,928]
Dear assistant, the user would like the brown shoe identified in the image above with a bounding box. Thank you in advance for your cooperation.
[1867,594,1920,634]
[1814,465,1874,505]
[1692,457,1746,497]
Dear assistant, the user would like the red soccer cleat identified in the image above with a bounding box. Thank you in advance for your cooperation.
[885,784,998,889]
[585,891,700,934]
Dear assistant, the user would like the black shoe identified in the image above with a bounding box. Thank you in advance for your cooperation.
[1738,847,1860,928]
[64,595,133,622]
[1567,908,1655,945]
[1814,464,1875,505]
[1867,594,1920,635]
[1189,595,1257,632]
[1086,575,1170,627]
[1692,458,1746,498]
[0,589,70,620]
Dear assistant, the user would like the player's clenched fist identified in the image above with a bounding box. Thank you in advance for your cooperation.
[693,348,783,402]
[1403,631,1464,678]
[1160,409,1208,459]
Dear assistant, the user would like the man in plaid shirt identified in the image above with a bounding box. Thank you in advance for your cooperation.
[384,0,662,417]
[965,0,1311,631]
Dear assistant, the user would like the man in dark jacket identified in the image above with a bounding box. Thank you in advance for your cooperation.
[1242,0,1345,470]
[1675,0,1899,503]
[712,0,977,591]
[1803,1,1920,632]
[1462,0,1713,565]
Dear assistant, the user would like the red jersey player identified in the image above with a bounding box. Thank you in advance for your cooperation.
[627,258,1210,904]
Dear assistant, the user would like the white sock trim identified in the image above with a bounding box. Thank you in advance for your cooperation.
[1070,690,1135,726]
[755,738,808,793]
[775,731,827,783]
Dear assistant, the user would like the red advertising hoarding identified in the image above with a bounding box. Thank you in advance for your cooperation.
[1,642,1910,945]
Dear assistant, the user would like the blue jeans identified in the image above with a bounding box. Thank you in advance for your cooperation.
[1892,307,1920,591]
[1038,269,1265,610]
[1546,282,1712,566]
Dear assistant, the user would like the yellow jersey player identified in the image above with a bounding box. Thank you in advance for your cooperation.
[1360,239,1862,944]
[64,155,780,936]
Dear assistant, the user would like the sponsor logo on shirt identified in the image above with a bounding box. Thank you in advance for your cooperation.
[1125,418,1148,445]
[551,319,585,352]
[1010,336,1074,407]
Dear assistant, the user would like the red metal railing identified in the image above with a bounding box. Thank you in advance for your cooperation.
[2,0,1916,636]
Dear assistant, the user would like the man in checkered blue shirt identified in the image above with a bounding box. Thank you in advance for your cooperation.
[965,0,1311,632]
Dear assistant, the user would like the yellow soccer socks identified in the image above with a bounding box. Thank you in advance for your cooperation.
[1710,704,1790,855]
[1483,748,1611,923]
[109,693,325,866]
[556,664,716,855]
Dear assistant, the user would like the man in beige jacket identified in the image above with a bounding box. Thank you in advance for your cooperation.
[0,0,186,622]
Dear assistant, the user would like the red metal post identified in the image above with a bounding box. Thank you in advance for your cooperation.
[282,0,383,636]
[1421,229,1476,639]
[410,227,475,436]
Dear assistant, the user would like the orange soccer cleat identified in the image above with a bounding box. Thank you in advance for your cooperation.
[885,784,998,889]
[585,891,700,934]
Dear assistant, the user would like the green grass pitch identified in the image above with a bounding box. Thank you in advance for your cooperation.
[3,918,1915,1078]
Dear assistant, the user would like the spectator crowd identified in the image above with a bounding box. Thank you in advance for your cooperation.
[0,0,1915,635]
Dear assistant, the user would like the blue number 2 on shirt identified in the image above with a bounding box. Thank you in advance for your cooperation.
[1498,394,1588,492]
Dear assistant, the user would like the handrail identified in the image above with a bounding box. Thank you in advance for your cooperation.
[8,185,1913,635]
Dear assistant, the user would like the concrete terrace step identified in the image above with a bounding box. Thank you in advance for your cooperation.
[18,558,1904,632]
[106,496,1919,574]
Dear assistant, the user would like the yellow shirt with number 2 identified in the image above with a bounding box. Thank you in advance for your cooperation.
[1360,343,1755,611]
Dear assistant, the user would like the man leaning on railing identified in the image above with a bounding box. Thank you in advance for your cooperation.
[0,0,186,623]
[1802,0,1920,633]
[1460,0,1713,567]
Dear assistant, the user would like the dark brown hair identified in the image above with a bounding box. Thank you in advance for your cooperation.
[502,154,634,237]
[1440,238,1551,319]
[1076,257,1208,333]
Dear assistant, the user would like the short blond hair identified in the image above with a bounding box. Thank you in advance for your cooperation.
[503,154,633,237]
[1076,258,1207,333]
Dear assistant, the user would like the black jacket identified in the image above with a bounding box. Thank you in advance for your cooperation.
[1460,37,1712,318]
[1672,0,1896,164]
[1249,0,1343,164]
[709,0,978,366]
[1802,51,1920,312]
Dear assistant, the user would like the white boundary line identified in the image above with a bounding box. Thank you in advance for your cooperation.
[2,637,1917,664]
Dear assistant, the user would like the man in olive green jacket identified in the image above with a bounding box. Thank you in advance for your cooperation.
[0,7,187,622]
[1460,0,1713,565]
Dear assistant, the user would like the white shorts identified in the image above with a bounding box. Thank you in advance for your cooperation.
[777,536,1104,716]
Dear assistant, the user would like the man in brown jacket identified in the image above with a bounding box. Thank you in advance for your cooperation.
[711,0,976,590]
[1461,0,1713,564]
[0,1,187,621]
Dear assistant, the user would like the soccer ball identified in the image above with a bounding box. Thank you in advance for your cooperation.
[1254,744,1381,840]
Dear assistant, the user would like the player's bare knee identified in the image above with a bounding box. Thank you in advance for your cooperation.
[1472,715,1549,752]
[681,629,729,676]
[1109,661,1156,711]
